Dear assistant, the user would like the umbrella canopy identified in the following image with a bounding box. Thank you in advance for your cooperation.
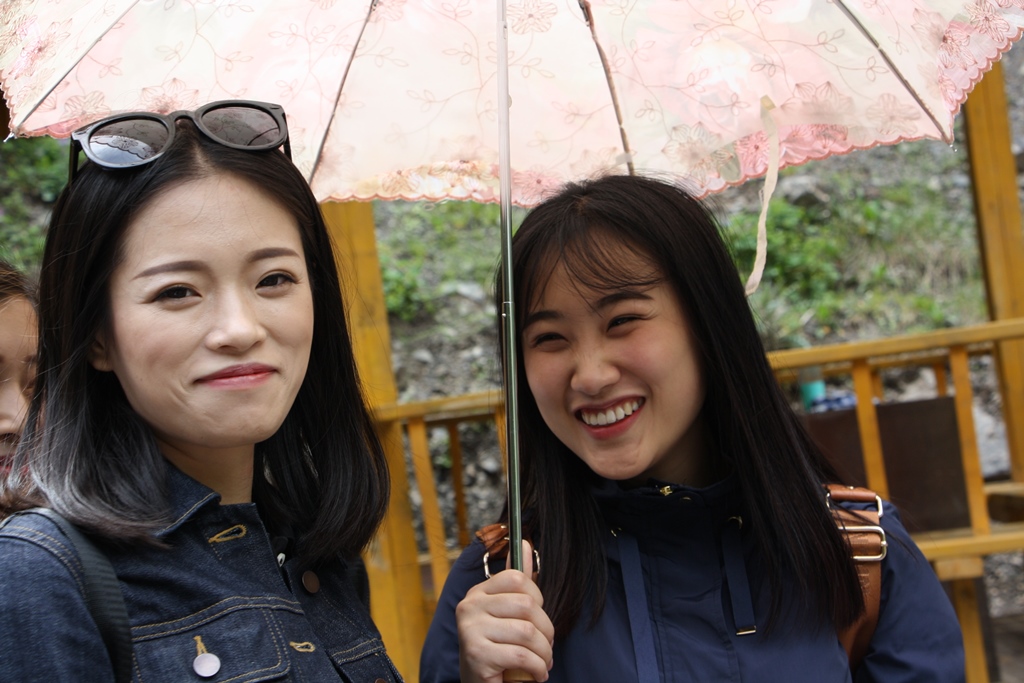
[2,0,1023,206]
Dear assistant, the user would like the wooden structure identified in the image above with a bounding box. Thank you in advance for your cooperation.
[323,61,1024,682]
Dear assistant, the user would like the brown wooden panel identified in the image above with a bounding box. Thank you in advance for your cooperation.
[801,397,970,533]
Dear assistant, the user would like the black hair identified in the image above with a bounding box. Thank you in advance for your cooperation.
[496,173,863,635]
[2,123,389,561]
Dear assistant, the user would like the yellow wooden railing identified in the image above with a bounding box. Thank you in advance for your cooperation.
[370,317,1024,683]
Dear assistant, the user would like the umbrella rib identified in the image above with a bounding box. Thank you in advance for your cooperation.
[309,0,379,179]
[7,1,141,135]
[578,0,635,174]
[831,0,951,144]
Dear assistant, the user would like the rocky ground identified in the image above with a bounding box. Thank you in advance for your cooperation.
[378,45,1024,632]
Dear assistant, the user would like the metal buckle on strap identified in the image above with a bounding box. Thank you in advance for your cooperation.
[482,546,541,579]
[842,525,888,562]
[825,487,888,561]
[483,550,494,579]
[825,489,884,519]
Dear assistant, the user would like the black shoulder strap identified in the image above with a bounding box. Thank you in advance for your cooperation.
[29,509,133,683]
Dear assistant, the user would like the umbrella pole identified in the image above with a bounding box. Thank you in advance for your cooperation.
[497,2,534,682]
[496,0,523,576]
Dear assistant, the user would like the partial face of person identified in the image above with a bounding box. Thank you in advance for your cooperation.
[89,173,314,463]
[0,296,37,465]
[521,254,708,486]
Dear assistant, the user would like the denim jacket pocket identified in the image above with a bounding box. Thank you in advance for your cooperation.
[329,637,403,683]
[131,596,299,682]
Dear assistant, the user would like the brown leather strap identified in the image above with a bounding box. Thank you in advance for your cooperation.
[828,484,886,671]
[476,523,540,581]
[477,522,510,549]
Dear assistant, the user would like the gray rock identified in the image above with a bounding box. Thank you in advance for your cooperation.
[976,408,1011,479]
[479,457,501,475]
[777,175,831,208]
[412,348,435,364]
[441,281,488,302]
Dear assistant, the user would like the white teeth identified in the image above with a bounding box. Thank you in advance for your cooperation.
[581,400,641,426]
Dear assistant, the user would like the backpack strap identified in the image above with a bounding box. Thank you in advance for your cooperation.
[827,485,887,671]
[26,509,134,683]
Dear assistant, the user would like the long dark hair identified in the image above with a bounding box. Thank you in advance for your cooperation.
[497,174,862,635]
[2,123,389,562]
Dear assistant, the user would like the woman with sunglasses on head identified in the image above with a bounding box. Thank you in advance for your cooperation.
[0,259,37,476]
[420,174,964,683]
[0,102,401,681]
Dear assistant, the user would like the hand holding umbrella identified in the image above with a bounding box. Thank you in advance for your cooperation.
[455,540,552,683]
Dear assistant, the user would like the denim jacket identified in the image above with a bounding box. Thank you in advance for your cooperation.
[0,463,402,683]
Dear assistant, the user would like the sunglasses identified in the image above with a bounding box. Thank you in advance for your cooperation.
[68,100,291,182]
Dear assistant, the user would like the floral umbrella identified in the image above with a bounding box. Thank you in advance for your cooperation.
[3,0,1024,597]
[2,0,1023,208]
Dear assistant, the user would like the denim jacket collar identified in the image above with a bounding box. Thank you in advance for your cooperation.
[154,459,221,539]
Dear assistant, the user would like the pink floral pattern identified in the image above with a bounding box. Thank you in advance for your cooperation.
[2,0,1023,205]
[507,0,558,35]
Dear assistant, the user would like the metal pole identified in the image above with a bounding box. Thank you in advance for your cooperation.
[496,0,523,574]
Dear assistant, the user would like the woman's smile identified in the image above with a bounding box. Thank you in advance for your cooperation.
[196,362,277,388]
[577,397,643,428]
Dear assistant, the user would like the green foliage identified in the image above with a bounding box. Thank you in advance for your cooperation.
[723,141,984,350]
[726,199,844,302]
[0,136,66,273]
[374,199,524,321]
[376,145,985,353]
[379,250,434,322]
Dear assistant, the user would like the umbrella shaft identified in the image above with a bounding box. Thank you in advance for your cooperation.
[496,0,523,574]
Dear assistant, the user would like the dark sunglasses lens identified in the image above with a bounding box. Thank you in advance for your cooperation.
[201,106,283,147]
[87,118,169,166]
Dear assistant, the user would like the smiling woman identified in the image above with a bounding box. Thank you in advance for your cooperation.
[0,105,401,681]
[89,175,315,505]
[520,255,709,488]
[421,174,966,683]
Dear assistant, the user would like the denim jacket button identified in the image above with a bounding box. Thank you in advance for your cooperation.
[192,652,221,678]
[375,679,387,683]
[302,570,320,594]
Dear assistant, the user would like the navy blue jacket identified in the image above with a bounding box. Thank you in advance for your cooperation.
[420,476,965,682]
[0,463,402,682]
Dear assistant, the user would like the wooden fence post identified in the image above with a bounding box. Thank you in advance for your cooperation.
[963,61,1024,483]
[321,201,425,681]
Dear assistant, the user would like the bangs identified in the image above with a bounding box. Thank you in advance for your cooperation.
[515,221,664,327]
